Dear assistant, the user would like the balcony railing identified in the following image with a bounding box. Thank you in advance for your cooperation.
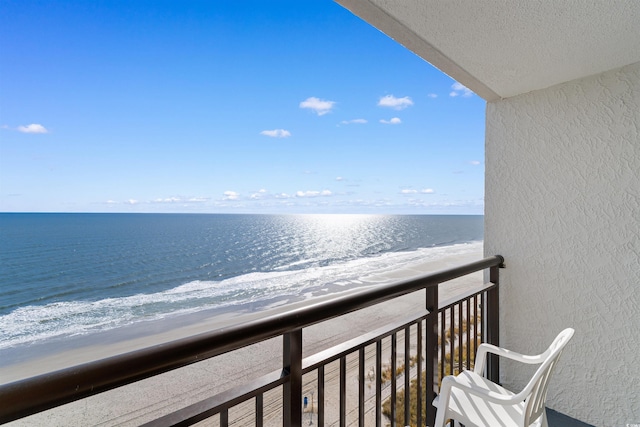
[0,255,504,427]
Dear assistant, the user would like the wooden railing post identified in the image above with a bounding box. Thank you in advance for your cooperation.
[425,284,438,427]
[283,329,303,427]
[486,262,502,384]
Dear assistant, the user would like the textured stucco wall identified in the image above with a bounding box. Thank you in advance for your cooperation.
[485,62,639,426]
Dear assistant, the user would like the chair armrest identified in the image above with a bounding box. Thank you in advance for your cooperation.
[439,375,524,406]
[473,343,546,375]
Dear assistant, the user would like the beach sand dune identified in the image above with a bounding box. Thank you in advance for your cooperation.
[4,250,484,426]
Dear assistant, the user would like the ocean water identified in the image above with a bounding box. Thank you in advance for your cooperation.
[0,213,483,351]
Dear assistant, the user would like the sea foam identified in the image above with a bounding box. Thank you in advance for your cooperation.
[0,242,482,350]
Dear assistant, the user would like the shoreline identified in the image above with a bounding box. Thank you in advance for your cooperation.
[1,241,483,356]
[0,248,484,386]
[1,249,484,426]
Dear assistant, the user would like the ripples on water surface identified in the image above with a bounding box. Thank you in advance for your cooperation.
[0,213,483,349]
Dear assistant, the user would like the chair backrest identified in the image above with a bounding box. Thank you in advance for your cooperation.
[522,328,575,426]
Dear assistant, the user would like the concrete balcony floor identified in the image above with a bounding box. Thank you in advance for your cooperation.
[548,408,594,427]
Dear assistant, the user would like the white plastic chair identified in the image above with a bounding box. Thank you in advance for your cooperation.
[433,328,574,427]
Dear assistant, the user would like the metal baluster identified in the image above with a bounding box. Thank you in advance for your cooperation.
[376,340,382,427]
[449,306,454,376]
[220,409,228,427]
[391,333,397,426]
[474,297,478,367]
[283,329,303,427]
[487,264,501,384]
[480,293,484,346]
[416,319,423,427]
[425,284,438,427]
[256,394,263,427]
[458,302,463,374]
[404,326,411,426]
[318,366,325,427]
[340,356,346,427]
[359,348,365,427]
[440,309,445,383]
[466,298,471,370]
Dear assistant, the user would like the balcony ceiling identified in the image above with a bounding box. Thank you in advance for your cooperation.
[335,0,640,101]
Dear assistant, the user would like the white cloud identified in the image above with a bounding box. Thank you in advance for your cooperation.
[452,82,467,91]
[449,82,474,97]
[102,196,206,206]
[377,95,413,110]
[223,191,240,200]
[260,129,291,138]
[340,119,367,125]
[150,196,208,203]
[156,197,180,203]
[17,124,49,134]
[469,160,481,165]
[295,190,332,198]
[335,176,344,181]
[250,190,268,200]
[401,188,435,195]
[380,117,402,125]
[427,93,438,98]
[299,97,336,116]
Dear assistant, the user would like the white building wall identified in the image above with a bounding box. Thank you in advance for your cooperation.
[485,62,640,426]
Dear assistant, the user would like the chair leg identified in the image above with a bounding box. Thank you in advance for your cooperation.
[433,407,447,427]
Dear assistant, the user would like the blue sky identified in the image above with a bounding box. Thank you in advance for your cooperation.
[0,0,486,215]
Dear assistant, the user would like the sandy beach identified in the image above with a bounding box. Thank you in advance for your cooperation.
[3,249,484,426]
